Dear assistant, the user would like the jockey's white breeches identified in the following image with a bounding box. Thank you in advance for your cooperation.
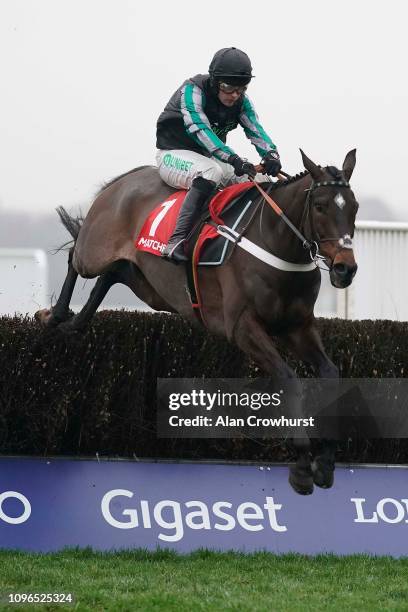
[156,149,259,189]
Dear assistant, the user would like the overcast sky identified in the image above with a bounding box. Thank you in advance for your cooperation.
[1,0,407,219]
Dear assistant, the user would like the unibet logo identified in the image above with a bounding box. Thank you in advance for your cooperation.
[101,489,287,542]
[162,154,193,172]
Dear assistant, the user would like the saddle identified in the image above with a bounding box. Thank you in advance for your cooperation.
[135,182,260,322]
[135,182,258,263]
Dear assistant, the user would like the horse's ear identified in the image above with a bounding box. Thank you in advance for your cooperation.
[343,149,357,181]
[300,149,324,181]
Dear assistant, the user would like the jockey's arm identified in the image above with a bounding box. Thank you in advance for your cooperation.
[180,83,237,163]
[239,95,278,158]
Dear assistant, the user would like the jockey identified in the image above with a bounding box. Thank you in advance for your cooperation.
[156,47,281,262]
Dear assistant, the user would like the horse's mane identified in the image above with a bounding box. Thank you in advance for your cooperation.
[264,169,309,190]
[263,165,343,190]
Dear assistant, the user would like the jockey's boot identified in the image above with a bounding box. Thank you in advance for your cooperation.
[162,177,216,263]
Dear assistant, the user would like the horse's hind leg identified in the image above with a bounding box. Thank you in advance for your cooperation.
[58,267,119,332]
[35,248,78,327]
[59,260,175,333]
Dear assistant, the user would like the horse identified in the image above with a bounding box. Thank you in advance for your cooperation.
[36,149,359,495]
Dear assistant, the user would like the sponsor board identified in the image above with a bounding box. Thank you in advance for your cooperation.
[0,458,407,556]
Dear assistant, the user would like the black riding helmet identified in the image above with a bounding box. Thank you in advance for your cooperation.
[208,47,253,87]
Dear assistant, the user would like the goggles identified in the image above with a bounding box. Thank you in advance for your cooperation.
[218,82,248,95]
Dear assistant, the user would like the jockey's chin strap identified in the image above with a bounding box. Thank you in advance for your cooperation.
[251,176,351,271]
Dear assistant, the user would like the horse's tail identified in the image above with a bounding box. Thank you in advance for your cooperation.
[56,206,83,240]
[55,206,84,252]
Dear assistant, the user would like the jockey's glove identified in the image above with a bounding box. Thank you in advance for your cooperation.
[262,150,282,177]
[228,154,257,179]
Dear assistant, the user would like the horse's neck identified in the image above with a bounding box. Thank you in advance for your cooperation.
[257,174,312,263]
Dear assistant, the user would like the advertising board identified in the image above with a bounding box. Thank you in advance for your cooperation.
[1,458,407,557]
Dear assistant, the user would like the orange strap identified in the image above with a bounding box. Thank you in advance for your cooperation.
[250,179,284,217]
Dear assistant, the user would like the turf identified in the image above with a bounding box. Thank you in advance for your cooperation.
[0,549,407,611]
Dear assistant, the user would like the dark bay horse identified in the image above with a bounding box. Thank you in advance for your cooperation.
[36,149,359,494]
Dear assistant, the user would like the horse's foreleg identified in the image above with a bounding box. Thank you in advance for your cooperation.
[35,248,78,327]
[233,309,313,495]
[283,321,339,489]
[284,322,338,379]
[58,269,117,332]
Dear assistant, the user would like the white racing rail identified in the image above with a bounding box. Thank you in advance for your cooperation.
[316,221,408,320]
[0,248,48,316]
[2,222,408,321]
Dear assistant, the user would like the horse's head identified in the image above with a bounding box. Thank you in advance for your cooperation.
[300,149,359,288]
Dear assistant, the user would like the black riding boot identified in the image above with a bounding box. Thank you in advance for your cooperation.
[162,177,216,263]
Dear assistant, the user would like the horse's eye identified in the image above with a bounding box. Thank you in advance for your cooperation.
[315,203,325,213]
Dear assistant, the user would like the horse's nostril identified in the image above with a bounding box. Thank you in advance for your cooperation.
[333,263,357,278]
[333,263,348,277]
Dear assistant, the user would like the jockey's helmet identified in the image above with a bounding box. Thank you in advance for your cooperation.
[209,47,253,86]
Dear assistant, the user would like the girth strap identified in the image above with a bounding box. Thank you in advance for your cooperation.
[215,224,317,272]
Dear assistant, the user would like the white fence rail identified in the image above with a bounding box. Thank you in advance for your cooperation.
[0,249,48,316]
[315,221,408,321]
[2,222,408,321]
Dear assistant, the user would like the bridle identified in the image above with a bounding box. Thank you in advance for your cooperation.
[252,175,353,272]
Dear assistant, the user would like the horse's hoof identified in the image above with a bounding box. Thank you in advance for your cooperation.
[34,309,59,328]
[35,308,75,328]
[289,465,314,495]
[311,457,335,489]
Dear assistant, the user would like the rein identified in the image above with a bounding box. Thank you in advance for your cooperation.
[250,178,326,268]
[251,180,312,249]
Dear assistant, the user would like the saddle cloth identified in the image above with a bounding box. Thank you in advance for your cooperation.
[135,182,256,266]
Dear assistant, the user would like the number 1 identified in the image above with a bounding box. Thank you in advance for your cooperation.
[149,199,177,237]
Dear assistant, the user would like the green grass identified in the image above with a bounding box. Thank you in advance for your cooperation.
[0,549,407,611]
